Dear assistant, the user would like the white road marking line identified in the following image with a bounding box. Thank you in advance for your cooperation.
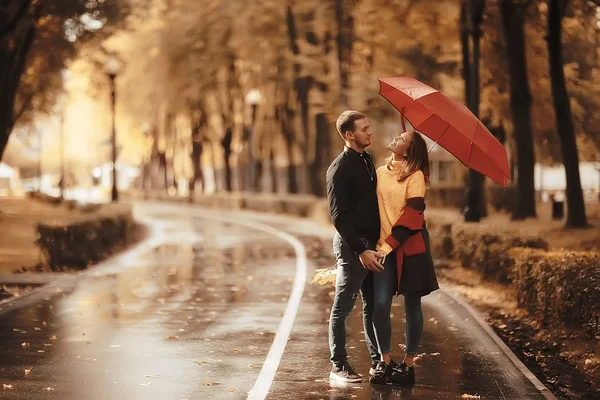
[180,207,307,400]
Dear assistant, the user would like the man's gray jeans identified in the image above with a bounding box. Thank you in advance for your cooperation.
[328,232,380,366]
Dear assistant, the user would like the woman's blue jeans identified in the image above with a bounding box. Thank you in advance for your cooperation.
[372,252,424,356]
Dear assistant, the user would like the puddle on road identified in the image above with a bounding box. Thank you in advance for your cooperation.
[0,216,304,400]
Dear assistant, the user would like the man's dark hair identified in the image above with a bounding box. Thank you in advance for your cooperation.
[336,110,366,140]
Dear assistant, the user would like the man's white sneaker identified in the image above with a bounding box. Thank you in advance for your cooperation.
[329,362,362,383]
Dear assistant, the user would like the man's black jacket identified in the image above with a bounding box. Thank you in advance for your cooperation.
[326,147,380,255]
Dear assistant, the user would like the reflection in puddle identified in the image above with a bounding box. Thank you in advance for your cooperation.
[0,211,302,400]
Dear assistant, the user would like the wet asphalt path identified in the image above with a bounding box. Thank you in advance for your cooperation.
[0,202,551,400]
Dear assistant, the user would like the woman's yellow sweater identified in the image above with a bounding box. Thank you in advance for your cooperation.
[376,163,426,255]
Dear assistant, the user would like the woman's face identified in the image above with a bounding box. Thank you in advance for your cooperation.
[387,131,414,156]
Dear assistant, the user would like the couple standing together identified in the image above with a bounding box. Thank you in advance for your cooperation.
[326,110,439,386]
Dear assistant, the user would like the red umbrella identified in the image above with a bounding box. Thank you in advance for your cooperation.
[378,76,510,188]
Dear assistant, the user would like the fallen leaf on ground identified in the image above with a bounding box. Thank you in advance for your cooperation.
[202,382,215,386]
[25,368,32,376]
[49,336,57,340]
[168,336,178,340]
[45,387,55,391]
[139,382,152,387]
[3,384,13,389]
[461,395,481,399]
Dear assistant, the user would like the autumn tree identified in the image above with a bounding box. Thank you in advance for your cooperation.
[501,0,537,219]
[546,0,588,227]
[0,0,127,162]
[463,0,487,223]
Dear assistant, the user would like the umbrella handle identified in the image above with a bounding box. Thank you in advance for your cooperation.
[400,108,406,131]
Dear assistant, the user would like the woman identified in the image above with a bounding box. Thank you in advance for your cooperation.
[368,129,439,386]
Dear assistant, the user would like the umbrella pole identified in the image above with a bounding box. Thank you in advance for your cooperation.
[425,125,451,153]
[427,141,439,153]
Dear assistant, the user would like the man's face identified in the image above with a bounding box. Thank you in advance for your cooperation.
[346,118,372,149]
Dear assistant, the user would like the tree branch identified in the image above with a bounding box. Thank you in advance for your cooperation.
[0,0,33,41]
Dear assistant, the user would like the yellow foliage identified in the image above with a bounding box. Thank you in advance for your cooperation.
[311,265,337,287]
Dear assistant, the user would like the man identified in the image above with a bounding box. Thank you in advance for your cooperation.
[327,110,385,383]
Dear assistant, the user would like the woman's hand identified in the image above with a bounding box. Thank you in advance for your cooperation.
[359,250,384,272]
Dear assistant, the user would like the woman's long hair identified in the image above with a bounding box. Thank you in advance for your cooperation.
[385,131,430,184]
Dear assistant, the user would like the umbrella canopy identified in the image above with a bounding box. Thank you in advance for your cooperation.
[378,76,510,188]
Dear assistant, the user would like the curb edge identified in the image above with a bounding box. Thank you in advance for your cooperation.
[441,288,557,400]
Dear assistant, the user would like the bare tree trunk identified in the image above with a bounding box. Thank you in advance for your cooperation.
[269,138,278,193]
[167,121,178,192]
[501,0,536,220]
[0,1,39,161]
[310,113,330,196]
[209,141,220,192]
[464,0,486,222]
[460,1,471,109]
[221,127,233,192]
[254,125,266,193]
[280,104,299,194]
[189,111,205,197]
[158,151,167,190]
[334,0,353,108]
[547,0,588,227]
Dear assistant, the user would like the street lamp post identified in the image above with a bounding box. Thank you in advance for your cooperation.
[37,129,43,193]
[595,164,600,203]
[104,56,121,202]
[244,89,262,191]
[59,114,65,200]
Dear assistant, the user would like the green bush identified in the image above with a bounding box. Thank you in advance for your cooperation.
[510,248,600,337]
[36,206,135,270]
[451,226,548,283]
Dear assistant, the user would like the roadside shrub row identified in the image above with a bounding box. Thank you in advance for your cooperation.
[35,204,135,270]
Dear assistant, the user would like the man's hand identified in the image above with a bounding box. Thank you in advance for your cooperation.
[359,250,384,272]
[374,249,387,265]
